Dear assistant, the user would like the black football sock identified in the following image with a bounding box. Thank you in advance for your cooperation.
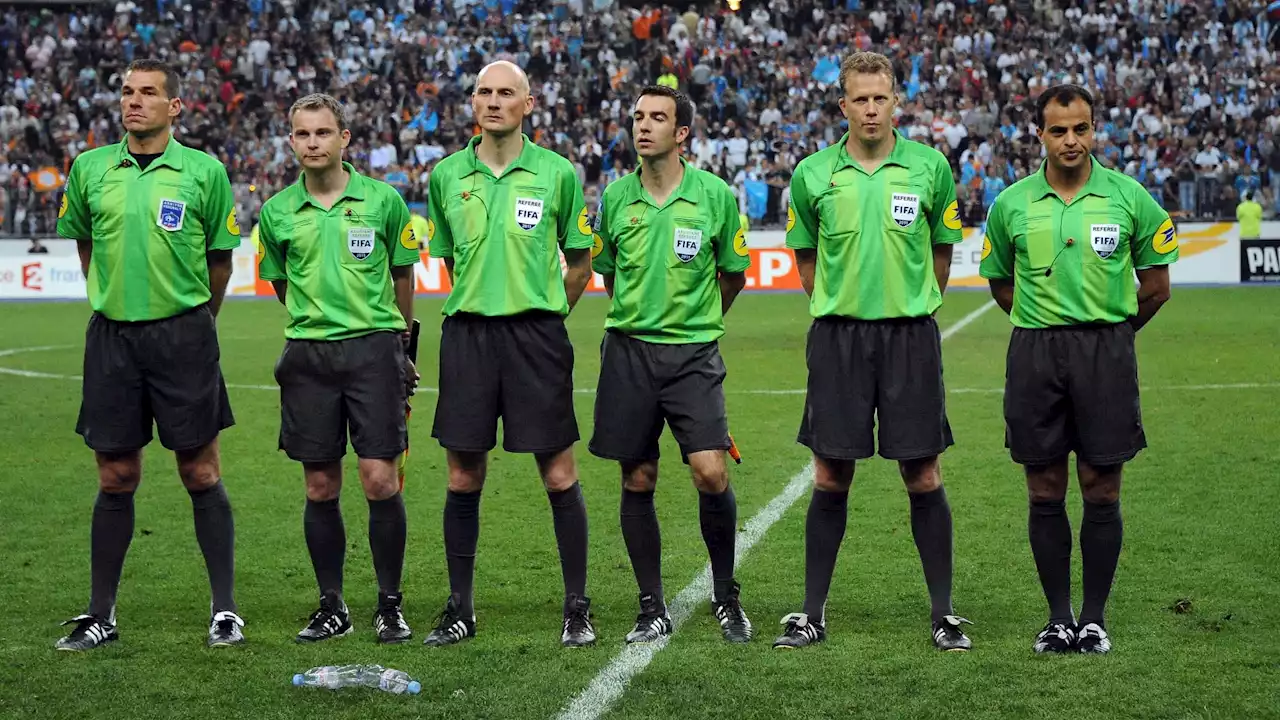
[621,489,665,611]
[698,485,738,601]
[909,486,955,622]
[548,483,589,612]
[803,489,849,621]
[367,493,407,596]
[443,490,482,618]
[88,490,135,621]
[1029,499,1074,624]
[1079,499,1123,626]
[304,497,345,606]
[189,480,237,614]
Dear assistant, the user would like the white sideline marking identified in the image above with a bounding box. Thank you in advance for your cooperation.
[2,331,1278,399]
[550,300,998,720]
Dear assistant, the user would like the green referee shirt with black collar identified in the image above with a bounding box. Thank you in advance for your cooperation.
[57,136,241,322]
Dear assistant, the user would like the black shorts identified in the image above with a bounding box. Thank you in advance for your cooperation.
[274,331,408,463]
[797,316,953,461]
[1004,322,1146,466]
[431,311,579,454]
[589,331,730,463]
[77,305,234,453]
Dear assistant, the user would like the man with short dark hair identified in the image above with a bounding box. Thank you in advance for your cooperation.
[257,93,420,645]
[55,59,244,651]
[981,83,1178,655]
[774,51,971,652]
[590,85,752,644]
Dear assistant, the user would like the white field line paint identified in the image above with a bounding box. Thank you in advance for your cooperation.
[3,339,1278,397]
[550,300,999,720]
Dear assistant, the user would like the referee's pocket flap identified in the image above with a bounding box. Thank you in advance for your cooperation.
[1024,218,1056,269]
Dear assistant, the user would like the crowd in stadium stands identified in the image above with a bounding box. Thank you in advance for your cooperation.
[2,0,1278,239]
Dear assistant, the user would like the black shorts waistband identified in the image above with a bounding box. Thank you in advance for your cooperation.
[812,315,936,327]
[95,303,209,327]
[1013,321,1131,334]
[447,310,564,324]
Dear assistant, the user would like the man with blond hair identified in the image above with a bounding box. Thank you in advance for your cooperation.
[774,51,972,652]
[257,93,420,645]
[424,60,597,648]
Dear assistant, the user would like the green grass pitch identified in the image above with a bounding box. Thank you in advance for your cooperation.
[1,288,1277,719]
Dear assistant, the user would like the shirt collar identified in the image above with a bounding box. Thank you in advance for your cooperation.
[115,133,185,171]
[832,129,911,173]
[465,133,538,177]
[1029,155,1112,201]
[632,156,702,207]
[293,162,366,211]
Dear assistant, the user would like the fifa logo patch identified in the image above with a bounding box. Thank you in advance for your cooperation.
[891,193,919,228]
[673,228,703,263]
[1091,224,1120,259]
[515,197,544,231]
[348,227,375,260]
[157,198,186,232]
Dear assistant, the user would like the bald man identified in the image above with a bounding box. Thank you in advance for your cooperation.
[423,61,599,648]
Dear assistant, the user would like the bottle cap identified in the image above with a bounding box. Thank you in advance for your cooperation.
[408,680,422,694]
[292,674,305,686]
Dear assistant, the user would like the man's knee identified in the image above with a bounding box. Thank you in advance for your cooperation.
[447,450,487,493]
[96,450,142,493]
[358,457,401,500]
[536,447,578,492]
[688,451,728,494]
[621,460,658,493]
[304,461,343,502]
[1025,458,1070,502]
[176,440,221,492]
[814,455,854,492]
[1078,460,1123,504]
[899,455,941,494]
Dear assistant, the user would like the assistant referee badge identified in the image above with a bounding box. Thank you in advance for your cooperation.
[673,228,702,263]
[399,221,417,250]
[577,206,592,236]
[59,191,68,219]
[226,209,240,236]
[786,204,796,232]
[943,200,962,231]
[591,232,604,259]
[1153,217,1178,255]
[733,226,748,257]
[981,236,992,261]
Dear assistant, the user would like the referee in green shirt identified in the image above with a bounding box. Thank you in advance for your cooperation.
[257,94,419,645]
[54,59,243,651]
[424,61,596,648]
[590,85,752,645]
[774,52,972,652]
[980,84,1177,656]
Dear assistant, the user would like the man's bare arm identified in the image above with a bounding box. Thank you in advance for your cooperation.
[1132,266,1171,331]
[207,249,233,317]
[563,248,592,310]
[989,278,1014,315]
[794,248,816,298]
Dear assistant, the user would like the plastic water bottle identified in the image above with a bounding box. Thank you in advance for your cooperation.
[292,664,421,695]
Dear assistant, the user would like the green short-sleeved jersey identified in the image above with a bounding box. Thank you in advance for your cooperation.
[785,130,963,320]
[57,136,241,322]
[426,134,593,317]
[979,157,1180,329]
[257,163,419,341]
[591,159,750,344]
